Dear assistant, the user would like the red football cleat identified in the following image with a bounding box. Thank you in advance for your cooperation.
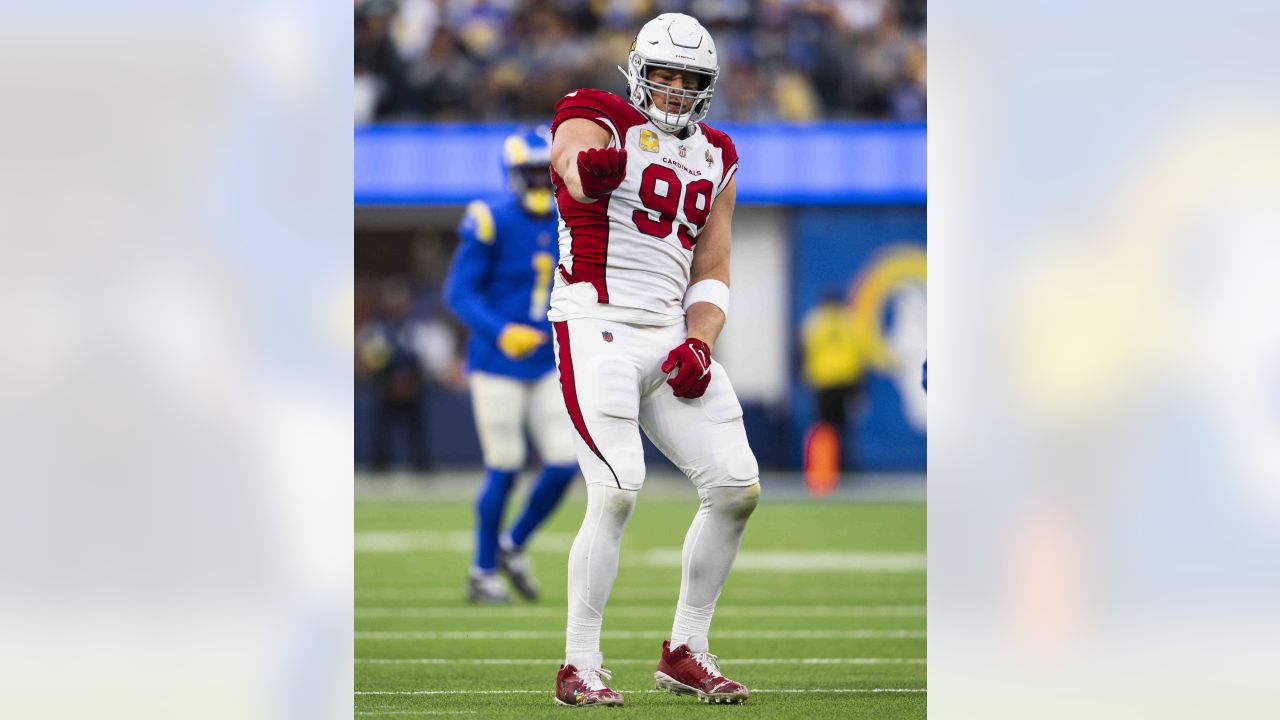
[554,663,624,707]
[654,639,750,704]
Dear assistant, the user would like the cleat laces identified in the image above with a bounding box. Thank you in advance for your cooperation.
[578,666,613,691]
[691,651,722,678]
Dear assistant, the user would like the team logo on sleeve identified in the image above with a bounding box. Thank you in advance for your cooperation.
[640,130,659,153]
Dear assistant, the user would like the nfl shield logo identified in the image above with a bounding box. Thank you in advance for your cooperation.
[678,145,687,158]
[602,331,613,342]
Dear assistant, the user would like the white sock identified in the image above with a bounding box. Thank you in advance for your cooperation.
[565,484,637,660]
[670,483,760,647]
[565,652,604,670]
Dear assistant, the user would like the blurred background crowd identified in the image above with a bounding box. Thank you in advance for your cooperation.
[355,0,927,124]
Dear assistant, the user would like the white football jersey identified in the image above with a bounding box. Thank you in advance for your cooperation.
[548,89,739,326]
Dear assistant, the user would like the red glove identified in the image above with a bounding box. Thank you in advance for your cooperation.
[661,338,712,399]
[576,147,628,199]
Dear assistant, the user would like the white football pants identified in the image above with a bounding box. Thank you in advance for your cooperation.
[552,317,760,663]
[469,371,577,470]
[550,317,759,490]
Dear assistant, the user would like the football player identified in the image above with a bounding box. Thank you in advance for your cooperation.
[444,126,580,604]
[547,13,758,707]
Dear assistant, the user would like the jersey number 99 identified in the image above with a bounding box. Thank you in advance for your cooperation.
[632,164,714,250]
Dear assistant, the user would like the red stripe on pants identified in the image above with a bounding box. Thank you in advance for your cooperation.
[553,321,620,488]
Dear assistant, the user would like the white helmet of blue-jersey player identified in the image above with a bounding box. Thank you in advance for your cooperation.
[621,13,719,134]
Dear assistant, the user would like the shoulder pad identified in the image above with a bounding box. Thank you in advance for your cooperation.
[554,88,631,114]
[463,200,496,245]
[552,89,645,145]
[697,123,738,169]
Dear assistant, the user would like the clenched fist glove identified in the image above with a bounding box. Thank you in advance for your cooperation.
[498,323,548,360]
[576,147,628,199]
[661,338,712,399]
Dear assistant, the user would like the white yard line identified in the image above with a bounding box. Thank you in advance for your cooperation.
[356,533,925,573]
[638,550,926,572]
[356,688,926,696]
[356,604,925,619]
[356,630,925,640]
[357,657,925,665]
[356,532,574,553]
[357,584,925,602]
[353,707,478,712]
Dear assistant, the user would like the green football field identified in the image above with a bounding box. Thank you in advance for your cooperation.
[356,476,926,719]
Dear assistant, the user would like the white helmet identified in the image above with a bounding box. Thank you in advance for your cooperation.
[621,13,719,134]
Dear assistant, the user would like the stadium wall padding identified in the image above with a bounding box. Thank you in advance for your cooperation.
[788,206,927,471]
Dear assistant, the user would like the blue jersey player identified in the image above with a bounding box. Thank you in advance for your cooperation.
[444,126,580,603]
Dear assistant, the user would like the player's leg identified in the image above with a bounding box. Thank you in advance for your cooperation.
[640,356,759,702]
[466,371,530,603]
[559,484,635,696]
[507,370,580,548]
[499,371,580,600]
[551,318,644,705]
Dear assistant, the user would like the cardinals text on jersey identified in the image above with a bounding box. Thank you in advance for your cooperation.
[548,88,738,327]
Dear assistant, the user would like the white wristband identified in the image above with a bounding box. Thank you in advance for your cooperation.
[682,279,730,317]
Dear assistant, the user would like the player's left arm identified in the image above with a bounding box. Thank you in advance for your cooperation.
[686,175,736,350]
[661,177,735,399]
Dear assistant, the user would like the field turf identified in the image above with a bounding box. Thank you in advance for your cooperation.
[356,477,926,718]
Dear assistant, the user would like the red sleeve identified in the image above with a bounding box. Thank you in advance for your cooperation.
[551,89,644,146]
[698,123,739,190]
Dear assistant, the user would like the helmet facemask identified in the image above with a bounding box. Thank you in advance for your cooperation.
[624,55,717,134]
[509,164,553,215]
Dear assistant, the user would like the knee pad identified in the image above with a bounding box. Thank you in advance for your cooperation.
[580,445,645,489]
[585,485,638,538]
[610,450,646,489]
[701,482,760,522]
[715,443,759,485]
[577,359,646,489]
[694,423,758,489]
[601,485,638,526]
[690,373,759,488]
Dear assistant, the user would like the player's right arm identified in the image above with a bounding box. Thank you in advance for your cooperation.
[444,201,508,339]
[444,201,547,359]
[550,118,612,204]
